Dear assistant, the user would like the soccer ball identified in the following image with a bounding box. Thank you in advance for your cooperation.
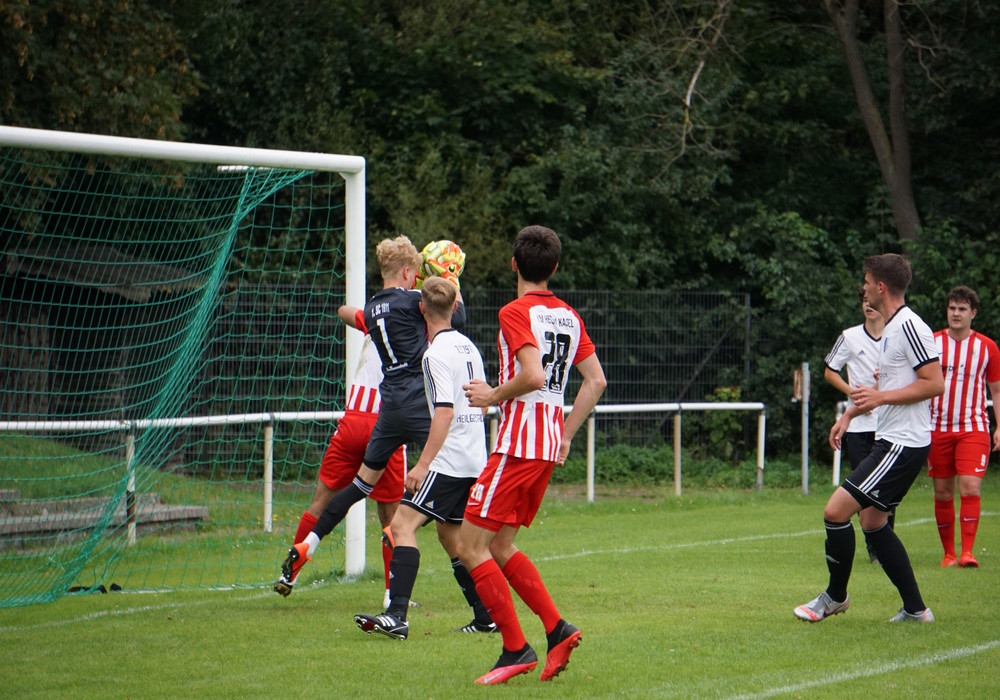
[420,240,465,279]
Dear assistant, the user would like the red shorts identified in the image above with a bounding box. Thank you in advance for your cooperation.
[463,452,555,532]
[318,411,406,502]
[927,431,990,479]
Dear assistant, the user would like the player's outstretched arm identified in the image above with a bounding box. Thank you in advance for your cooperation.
[338,305,364,329]
[558,354,607,465]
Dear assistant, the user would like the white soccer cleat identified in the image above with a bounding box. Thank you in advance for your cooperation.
[888,607,934,623]
[794,591,850,622]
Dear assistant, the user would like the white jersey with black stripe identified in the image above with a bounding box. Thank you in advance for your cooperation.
[421,328,488,479]
[874,305,939,447]
[825,323,881,433]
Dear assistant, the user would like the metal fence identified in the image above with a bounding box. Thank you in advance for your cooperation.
[196,286,756,459]
[462,288,755,453]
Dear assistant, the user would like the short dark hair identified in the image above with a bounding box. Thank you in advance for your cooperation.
[863,253,911,296]
[513,225,561,283]
[856,286,865,304]
[420,276,457,319]
[946,285,980,311]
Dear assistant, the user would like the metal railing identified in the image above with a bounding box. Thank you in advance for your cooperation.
[1,401,767,574]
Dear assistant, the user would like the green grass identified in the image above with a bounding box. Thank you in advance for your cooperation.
[2,476,997,699]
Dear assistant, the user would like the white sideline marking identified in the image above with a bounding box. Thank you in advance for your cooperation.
[534,515,950,563]
[725,640,1000,700]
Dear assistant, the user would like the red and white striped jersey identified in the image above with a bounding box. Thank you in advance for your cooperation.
[345,335,384,414]
[930,330,1000,433]
[492,291,596,461]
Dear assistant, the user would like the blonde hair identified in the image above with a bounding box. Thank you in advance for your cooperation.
[420,276,456,319]
[376,235,421,279]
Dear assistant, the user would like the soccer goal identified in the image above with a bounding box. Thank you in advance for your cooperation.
[0,126,370,607]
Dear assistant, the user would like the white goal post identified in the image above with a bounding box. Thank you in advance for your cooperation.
[0,125,370,578]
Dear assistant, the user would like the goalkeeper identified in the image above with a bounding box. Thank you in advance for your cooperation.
[276,236,468,589]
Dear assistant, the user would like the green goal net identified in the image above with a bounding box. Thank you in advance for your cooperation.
[0,126,369,607]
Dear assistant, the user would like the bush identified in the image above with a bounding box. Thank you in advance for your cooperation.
[555,444,817,490]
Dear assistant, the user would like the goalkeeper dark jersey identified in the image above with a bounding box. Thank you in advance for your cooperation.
[364,286,466,408]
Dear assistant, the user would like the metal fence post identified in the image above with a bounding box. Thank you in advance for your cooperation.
[800,362,810,495]
[756,411,766,491]
[673,411,682,496]
[586,412,596,502]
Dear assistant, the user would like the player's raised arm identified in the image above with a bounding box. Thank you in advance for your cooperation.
[338,305,364,330]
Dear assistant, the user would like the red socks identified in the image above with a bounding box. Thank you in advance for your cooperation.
[960,495,981,555]
[294,511,318,545]
[471,560,527,652]
[934,498,955,557]
[381,526,394,590]
[502,551,562,634]
[937,495,982,558]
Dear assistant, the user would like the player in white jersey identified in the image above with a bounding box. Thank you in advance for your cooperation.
[824,290,888,561]
[797,254,943,624]
[928,286,1000,568]
[354,277,495,639]
[824,290,883,465]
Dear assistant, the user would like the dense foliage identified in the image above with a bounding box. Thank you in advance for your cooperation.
[3,0,998,457]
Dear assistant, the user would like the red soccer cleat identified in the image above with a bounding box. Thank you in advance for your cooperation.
[958,552,979,568]
[475,646,538,685]
[541,621,582,681]
[273,542,311,596]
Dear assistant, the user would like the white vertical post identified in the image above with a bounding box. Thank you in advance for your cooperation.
[342,167,367,578]
[800,362,810,495]
[126,429,137,545]
[673,412,682,496]
[263,420,274,533]
[756,411,766,491]
[832,401,844,484]
[586,412,596,503]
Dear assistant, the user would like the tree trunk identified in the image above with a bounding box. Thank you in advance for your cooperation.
[823,0,922,241]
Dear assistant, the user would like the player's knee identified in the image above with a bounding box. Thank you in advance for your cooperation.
[858,509,887,531]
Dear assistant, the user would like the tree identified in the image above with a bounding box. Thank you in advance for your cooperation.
[0,0,199,139]
[822,0,920,241]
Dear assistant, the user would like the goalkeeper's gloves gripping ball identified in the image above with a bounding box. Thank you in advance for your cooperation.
[420,240,465,289]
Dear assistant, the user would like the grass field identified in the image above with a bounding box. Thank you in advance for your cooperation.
[1,475,997,699]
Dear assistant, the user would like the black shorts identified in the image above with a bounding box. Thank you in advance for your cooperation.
[363,402,431,471]
[843,431,876,472]
[843,439,929,512]
[402,472,477,525]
